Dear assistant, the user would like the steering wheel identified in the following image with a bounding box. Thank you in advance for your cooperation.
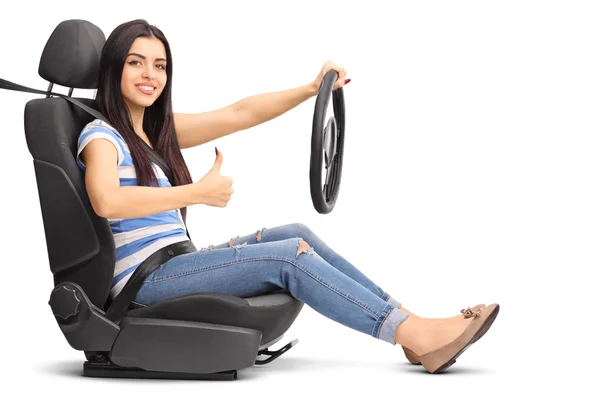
[310,69,346,214]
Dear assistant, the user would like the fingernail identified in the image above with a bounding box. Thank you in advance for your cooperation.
[345,78,351,84]
[215,146,218,155]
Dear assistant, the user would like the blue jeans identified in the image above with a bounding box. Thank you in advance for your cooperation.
[133,223,409,345]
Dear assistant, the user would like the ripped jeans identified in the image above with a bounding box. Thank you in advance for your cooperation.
[132,223,409,345]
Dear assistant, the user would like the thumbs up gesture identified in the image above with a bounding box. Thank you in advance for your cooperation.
[196,147,234,208]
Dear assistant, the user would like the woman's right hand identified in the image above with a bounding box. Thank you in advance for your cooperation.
[195,147,234,207]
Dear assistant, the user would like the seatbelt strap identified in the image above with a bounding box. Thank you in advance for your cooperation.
[0,77,191,236]
[133,135,191,233]
[1,77,107,122]
[132,134,192,238]
[104,240,197,324]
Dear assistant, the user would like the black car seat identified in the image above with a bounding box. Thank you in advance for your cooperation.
[0,19,303,380]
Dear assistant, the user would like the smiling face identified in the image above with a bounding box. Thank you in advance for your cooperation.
[120,36,168,113]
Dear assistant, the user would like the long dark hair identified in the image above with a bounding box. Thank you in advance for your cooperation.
[95,19,192,222]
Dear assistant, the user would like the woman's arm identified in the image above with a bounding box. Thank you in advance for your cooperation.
[173,61,349,150]
[174,83,318,149]
[81,139,203,219]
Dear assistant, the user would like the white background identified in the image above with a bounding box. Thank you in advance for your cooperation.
[1,0,598,398]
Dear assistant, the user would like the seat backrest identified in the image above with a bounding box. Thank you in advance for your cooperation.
[22,20,115,309]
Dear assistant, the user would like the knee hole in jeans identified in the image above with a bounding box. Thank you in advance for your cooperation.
[296,238,312,257]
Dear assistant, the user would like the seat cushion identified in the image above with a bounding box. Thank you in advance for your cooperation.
[125,291,303,345]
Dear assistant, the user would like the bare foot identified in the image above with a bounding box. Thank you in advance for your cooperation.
[394,313,473,356]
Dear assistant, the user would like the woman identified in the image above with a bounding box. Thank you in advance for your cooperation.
[76,19,499,374]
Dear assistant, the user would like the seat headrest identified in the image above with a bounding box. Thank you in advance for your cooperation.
[38,19,106,89]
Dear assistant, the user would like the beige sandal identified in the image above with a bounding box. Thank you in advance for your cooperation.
[402,304,486,365]
[419,303,500,373]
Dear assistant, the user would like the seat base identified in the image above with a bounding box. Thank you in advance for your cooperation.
[82,338,299,380]
[83,359,238,380]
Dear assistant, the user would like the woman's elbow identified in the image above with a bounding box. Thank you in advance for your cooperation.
[90,193,116,219]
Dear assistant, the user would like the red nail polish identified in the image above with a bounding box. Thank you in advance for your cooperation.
[345,78,351,84]
[215,146,218,155]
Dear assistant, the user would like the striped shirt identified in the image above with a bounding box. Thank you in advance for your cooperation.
[76,119,189,299]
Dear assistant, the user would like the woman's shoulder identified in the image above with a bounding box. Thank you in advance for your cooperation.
[76,119,131,168]
[80,119,126,143]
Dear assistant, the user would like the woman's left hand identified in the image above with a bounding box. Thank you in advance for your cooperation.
[311,60,350,94]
